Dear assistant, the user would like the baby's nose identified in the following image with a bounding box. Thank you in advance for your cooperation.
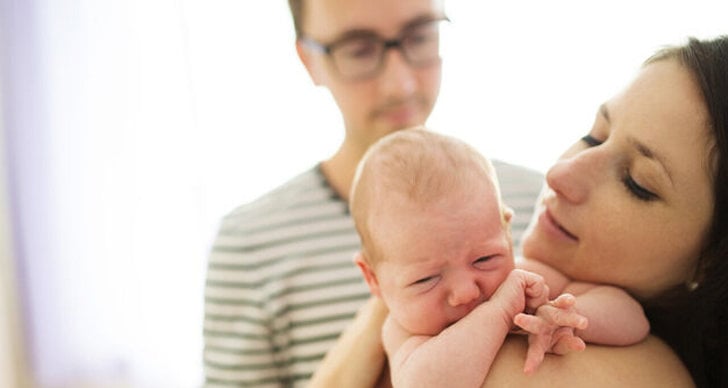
[448,280,481,307]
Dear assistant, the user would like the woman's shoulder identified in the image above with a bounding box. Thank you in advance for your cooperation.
[483,334,694,387]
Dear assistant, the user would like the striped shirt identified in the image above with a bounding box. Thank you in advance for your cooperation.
[203,161,543,387]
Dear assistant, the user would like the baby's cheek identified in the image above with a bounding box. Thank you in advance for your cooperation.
[403,305,448,336]
[485,270,513,300]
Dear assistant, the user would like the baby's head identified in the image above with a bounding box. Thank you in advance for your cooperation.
[350,128,515,335]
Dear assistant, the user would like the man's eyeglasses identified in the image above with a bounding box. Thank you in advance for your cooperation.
[300,17,450,81]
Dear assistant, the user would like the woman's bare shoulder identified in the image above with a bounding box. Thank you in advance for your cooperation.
[482,335,694,387]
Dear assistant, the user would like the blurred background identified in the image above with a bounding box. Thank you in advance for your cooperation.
[1,1,726,387]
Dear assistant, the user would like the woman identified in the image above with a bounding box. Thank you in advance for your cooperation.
[520,35,728,387]
[310,35,728,387]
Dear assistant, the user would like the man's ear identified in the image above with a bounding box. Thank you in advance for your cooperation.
[354,251,382,297]
[295,40,324,86]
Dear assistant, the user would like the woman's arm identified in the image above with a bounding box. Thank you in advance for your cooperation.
[308,296,390,388]
[483,334,695,387]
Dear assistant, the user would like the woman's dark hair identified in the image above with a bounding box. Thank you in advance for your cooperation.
[643,35,728,388]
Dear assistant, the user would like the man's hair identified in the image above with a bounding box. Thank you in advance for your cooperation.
[288,0,304,38]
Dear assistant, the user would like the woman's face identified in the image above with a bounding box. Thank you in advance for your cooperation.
[522,59,715,299]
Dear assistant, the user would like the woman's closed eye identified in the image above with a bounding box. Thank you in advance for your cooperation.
[623,174,658,201]
[581,134,604,147]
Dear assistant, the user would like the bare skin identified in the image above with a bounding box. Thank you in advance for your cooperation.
[309,297,694,388]
[484,335,694,388]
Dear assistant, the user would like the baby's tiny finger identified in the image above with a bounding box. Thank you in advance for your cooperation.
[514,313,546,334]
[550,293,576,308]
[552,335,586,354]
[544,307,588,330]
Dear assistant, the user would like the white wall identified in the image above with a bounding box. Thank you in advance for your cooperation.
[433,1,728,172]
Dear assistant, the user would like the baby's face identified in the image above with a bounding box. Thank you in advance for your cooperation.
[372,182,514,336]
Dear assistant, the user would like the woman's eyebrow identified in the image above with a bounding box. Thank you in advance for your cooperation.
[601,102,673,187]
[628,136,675,188]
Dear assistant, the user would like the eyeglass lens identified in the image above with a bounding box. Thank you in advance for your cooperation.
[330,20,443,79]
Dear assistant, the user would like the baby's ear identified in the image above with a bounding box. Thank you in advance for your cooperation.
[354,251,381,297]
[503,206,514,224]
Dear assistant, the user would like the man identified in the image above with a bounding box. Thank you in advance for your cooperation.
[203,0,543,386]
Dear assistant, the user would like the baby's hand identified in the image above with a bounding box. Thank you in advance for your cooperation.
[490,269,550,323]
[513,294,588,375]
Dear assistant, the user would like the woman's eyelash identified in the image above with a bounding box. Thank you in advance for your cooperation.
[581,134,603,147]
[623,175,658,201]
[579,134,657,202]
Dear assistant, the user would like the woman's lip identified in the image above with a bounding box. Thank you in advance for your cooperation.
[539,208,579,242]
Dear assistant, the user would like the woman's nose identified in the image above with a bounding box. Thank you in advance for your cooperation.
[545,150,598,204]
[447,278,481,307]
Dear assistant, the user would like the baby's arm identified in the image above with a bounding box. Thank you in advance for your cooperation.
[562,281,650,345]
[517,258,650,349]
[384,269,549,388]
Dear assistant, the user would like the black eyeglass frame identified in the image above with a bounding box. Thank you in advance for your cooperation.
[299,16,450,80]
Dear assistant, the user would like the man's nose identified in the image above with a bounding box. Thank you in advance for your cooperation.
[377,48,417,98]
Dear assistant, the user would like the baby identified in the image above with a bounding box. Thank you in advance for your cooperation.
[349,128,649,387]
